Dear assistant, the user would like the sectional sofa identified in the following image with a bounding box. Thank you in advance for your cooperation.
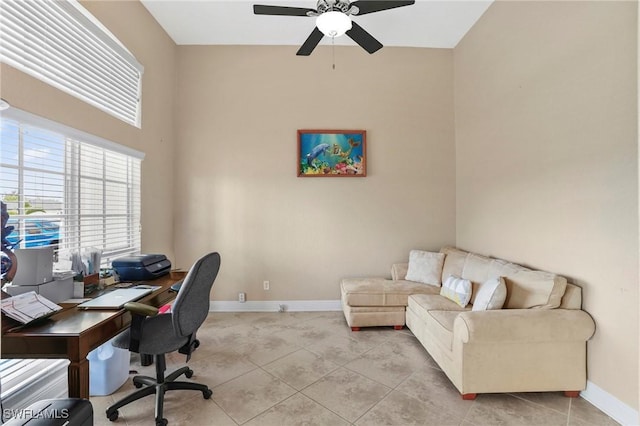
[340,246,596,399]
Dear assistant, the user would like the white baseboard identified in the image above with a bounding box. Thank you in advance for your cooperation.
[209,299,342,312]
[581,380,639,425]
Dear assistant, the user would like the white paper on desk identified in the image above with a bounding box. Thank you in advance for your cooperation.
[1,291,63,324]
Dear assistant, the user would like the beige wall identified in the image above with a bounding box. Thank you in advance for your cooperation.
[174,46,456,301]
[454,0,638,410]
[0,0,177,260]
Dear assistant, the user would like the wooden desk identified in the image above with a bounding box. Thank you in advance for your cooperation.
[1,274,183,399]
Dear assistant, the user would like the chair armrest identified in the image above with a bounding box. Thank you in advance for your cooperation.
[124,302,159,317]
[391,263,409,280]
[454,309,596,344]
[122,302,159,354]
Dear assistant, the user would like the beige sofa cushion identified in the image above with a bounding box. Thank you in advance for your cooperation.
[341,278,439,307]
[461,253,492,304]
[487,258,509,279]
[559,283,582,309]
[503,270,568,309]
[440,247,468,280]
[391,263,409,280]
[408,294,470,350]
[428,311,464,350]
[492,260,530,277]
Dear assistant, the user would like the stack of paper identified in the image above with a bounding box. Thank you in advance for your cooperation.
[1,291,62,324]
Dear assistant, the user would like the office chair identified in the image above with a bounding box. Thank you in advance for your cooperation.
[105,252,221,426]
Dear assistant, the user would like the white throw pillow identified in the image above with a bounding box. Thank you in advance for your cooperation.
[440,275,472,307]
[472,277,507,311]
[405,250,445,287]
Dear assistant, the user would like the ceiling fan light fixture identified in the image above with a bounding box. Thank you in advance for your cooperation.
[316,11,351,37]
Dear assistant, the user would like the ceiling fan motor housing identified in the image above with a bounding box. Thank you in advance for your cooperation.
[317,0,354,14]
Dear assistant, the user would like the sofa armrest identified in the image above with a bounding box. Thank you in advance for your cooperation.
[454,309,595,344]
[391,263,409,280]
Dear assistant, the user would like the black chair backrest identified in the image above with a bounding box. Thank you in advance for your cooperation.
[171,252,220,338]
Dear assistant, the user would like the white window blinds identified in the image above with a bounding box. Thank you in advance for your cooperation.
[0,0,144,127]
[0,108,144,267]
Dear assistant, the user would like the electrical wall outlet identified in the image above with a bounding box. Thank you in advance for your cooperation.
[263,280,270,290]
[238,292,246,302]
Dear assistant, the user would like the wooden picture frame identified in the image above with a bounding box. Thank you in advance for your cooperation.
[297,129,366,177]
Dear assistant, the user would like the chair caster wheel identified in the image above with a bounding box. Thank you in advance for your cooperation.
[156,418,168,426]
[194,339,200,349]
[185,368,193,378]
[134,382,143,389]
[107,409,119,421]
[203,389,213,399]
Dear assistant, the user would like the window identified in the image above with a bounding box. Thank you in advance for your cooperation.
[0,0,144,127]
[0,108,144,267]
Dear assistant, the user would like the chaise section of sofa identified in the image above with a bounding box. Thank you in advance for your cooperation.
[341,277,439,330]
[340,258,445,330]
[340,246,596,399]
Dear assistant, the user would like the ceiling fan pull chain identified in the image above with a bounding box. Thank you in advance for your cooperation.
[332,36,336,70]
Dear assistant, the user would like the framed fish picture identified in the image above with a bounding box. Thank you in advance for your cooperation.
[297,129,366,177]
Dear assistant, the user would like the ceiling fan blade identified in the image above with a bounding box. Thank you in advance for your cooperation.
[297,27,324,56]
[253,5,316,16]
[346,21,383,54]
[350,0,415,16]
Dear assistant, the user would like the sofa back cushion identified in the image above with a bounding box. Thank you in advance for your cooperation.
[440,247,570,310]
[440,247,468,282]
[559,283,582,309]
[503,270,567,309]
[461,253,492,304]
[391,263,409,281]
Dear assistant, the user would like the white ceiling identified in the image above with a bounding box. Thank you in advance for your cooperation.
[140,0,493,49]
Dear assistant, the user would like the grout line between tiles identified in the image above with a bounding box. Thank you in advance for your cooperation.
[509,392,573,417]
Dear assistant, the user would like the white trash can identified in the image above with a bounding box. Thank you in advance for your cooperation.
[87,338,130,396]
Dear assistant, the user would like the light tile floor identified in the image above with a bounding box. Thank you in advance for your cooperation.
[91,311,618,425]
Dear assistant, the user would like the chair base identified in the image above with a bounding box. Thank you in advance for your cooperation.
[106,355,212,426]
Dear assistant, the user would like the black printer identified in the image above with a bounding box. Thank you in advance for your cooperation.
[112,254,171,281]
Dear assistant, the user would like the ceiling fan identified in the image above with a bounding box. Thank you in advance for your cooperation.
[253,0,415,56]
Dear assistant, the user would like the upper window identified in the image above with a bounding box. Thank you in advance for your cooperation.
[0,108,144,267]
[0,0,144,127]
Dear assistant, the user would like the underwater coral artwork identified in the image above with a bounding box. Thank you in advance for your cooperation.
[297,130,366,177]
